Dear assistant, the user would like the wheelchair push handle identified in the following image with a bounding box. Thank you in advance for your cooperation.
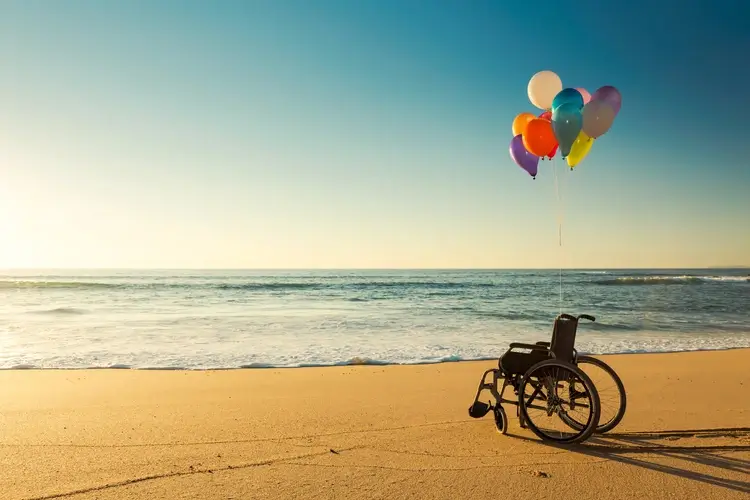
[557,313,596,322]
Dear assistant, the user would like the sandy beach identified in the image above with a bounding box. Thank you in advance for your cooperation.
[1,348,748,500]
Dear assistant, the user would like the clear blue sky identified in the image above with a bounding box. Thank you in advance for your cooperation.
[1,0,748,268]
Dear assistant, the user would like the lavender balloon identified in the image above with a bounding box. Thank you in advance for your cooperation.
[582,99,616,139]
[591,85,622,115]
[509,134,539,178]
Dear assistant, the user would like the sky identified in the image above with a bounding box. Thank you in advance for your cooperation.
[1,0,749,269]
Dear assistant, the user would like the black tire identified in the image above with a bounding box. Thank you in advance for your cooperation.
[575,356,626,433]
[559,356,626,434]
[493,405,508,434]
[518,359,601,444]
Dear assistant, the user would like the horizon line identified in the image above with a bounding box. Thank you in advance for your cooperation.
[0,266,747,271]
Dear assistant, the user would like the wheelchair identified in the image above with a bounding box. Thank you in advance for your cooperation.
[467,313,627,444]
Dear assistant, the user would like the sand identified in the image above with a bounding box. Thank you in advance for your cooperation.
[0,348,748,500]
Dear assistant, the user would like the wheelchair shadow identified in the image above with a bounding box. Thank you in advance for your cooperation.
[522,427,750,494]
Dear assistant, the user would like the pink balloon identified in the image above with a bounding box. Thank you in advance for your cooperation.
[576,88,591,105]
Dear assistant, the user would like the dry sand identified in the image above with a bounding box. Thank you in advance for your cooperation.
[1,348,748,500]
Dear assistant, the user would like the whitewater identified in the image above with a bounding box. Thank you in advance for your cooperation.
[0,269,748,369]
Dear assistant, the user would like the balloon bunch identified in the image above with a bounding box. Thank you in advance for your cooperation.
[509,70,621,178]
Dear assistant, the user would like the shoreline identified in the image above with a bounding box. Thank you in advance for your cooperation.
[4,345,750,372]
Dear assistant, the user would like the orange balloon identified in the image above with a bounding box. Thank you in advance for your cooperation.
[522,118,557,157]
[511,112,536,137]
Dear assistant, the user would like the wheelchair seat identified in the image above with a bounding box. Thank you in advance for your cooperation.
[499,349,549,376]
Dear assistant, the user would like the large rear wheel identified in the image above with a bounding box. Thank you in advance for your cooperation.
[569,355,626,433]
[518,359,601,444]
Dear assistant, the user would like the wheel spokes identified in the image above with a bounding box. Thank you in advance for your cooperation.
[520,361,599,444]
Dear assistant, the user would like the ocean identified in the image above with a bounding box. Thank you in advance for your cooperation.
[0,269,748,370]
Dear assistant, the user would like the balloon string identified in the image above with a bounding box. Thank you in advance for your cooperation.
[551,157,563,315]
[560,157,570,312]
[559,159,566,315]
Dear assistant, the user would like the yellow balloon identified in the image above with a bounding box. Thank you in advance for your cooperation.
[566,131,594,168]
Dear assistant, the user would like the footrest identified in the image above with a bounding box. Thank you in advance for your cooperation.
[468,401,491,419]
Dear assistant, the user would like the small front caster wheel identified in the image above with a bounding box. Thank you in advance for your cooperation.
[493,405,508,434]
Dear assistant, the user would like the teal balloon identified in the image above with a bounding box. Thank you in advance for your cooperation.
[552,88,584,112]
[552,102,583,158]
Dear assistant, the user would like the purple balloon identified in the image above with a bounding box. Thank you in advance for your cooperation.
[591,85,621,115]
[509,134,539,178]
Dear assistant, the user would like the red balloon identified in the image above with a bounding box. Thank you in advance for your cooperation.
[537,113,558,157]
[522,119,557,157]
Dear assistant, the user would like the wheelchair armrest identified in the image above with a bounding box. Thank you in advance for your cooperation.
[509,342,550,352]
[535,341,551,347]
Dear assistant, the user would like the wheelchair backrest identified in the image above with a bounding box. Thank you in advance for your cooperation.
[550,315,578,363]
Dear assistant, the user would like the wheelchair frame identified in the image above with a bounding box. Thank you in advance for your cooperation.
[467,313,618,444]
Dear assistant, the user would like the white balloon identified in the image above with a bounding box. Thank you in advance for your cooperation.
[527,70,563,111]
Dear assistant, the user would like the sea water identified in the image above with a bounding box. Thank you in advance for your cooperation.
[0,269,748,369]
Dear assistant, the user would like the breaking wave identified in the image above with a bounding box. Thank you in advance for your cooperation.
[596,275,748,286]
